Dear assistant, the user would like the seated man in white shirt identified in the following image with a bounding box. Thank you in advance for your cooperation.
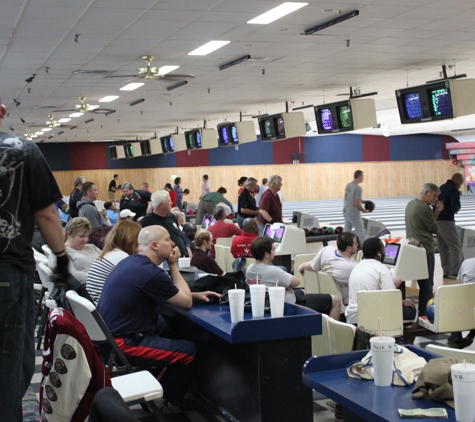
[246,237,341,319]
[299,232,358,305]
[345,237,416,325]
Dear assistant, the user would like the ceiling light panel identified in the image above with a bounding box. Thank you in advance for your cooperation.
[247,2,308,25]
[158,66,180,75]
[188,40,230,56]
[120,83,145,91]
[69,112,84,118]
[99,96,119,102]
[58,118,71,123]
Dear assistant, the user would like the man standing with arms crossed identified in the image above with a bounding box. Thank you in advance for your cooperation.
[437,173,464,278]
[405,183,444,316]
[343,170,370,247]
[257,174,283,235]
[0,97,69,421]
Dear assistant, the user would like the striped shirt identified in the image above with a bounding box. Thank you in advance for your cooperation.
[86,249,128,305]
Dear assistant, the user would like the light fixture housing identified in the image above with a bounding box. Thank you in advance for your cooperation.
[120,83,145,91]
[69,112,84,118]
[130,98,145,106]
[247,2,308,25]
[158,66,180,75]
[304,9,359,35]
[219,55,251,71]
[58,118,71,123]
[99,96,119,102]
[167,81,188,91]
[188,41,230,56]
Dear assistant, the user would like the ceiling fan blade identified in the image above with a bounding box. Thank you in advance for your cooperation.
[105,74,139,78]
[352,91,378,98]
[162,73,195,79]
[54,108,75,112]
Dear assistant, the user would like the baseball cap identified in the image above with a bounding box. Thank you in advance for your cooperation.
[120,209,136,218]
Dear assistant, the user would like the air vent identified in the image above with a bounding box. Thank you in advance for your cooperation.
[73,70,110,75]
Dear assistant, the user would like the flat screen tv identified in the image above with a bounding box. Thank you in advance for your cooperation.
[273,227,285,243]
[184,129,202,150]
[258,114,286,141]
[140,140,151,156]
[395,81,453,124]
[123,143,134,158]
[314,100,354,134]
[160,135,175,154]
[382,243,401,266]
[217,123,239,146]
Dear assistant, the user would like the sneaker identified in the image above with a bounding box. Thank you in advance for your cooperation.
[447,337,474,349]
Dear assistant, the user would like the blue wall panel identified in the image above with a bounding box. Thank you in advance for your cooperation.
[304,134,363,163]
[37,143,70,171]
[208,136,273,166]
[390,134,443,160]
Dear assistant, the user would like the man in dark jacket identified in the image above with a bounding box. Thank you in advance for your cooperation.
[77,182,110,228]
[437,173,464,278]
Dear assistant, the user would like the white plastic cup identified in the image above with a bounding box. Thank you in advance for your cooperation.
[228,289,245,323]
[451,363,475,422]
[268,286,285,318]
[249,284,266,318]
[178,257,190,268]
[369,336,395,386]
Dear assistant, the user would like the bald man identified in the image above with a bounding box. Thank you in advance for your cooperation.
[437,173,464,278]
[231,218,259,258]
[97,225,218,408]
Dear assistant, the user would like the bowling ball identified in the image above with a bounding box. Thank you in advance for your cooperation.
[321,226,327,230]
[325,227,335,234]
[315,228,325,236]
[303,228,310,237]
[365,201,375,212]
[426,298,435,323]
[187,210,195,215]
[335,226,343,234]
[310,227,319,236]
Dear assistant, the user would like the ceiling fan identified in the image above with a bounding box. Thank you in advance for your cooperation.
[28,115,74,129]
[24,129,36,140]
[107,55,195,81]
[54,97,98,113]
[337,86,378,99]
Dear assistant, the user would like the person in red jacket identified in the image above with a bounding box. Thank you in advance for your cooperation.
[208,206,242,257]
[164,183,177,207]
[231,218,259,258]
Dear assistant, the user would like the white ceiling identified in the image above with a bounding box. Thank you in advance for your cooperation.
[3,0,475,143]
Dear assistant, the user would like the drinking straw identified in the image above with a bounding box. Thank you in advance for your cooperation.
[464,359,467,369]
[378,317,383,340]
[235,283,237,289]
[275,280,278,286]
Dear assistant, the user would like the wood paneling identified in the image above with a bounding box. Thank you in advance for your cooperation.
[54,160,463,203]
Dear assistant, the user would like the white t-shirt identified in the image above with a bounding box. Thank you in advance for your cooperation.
[202,181,211,197]
[345,259,395,324]
[246,263,295,304]
[309,246,357,305]
[458,257,475,284]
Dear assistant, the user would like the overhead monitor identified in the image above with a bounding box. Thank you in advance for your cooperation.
[109,145,125,160]
[160,135,175,154]
[258,112,306,141]
[217,122,240,146]
[184,129,202,150]
[314,99,377,134]
[140,140,151,156]
[123,142,142,158]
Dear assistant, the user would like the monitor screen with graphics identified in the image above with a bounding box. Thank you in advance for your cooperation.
[382,243,401,266]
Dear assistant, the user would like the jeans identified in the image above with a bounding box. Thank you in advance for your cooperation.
[344,212,366,247]
[417,253,435,316]
[0,264,35,422]
[258,223,266,236]
[237,215,245,229]
[176,199,183,212]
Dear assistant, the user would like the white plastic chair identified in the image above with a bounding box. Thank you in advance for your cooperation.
[216,237,234,247]
[214,245,226,273]
[317,271,346,313]
[223,246,235,272]
[293,253,317,288]
[328,317,356,353]
[418,284,475,333]
[357,290,403,337]
[65,291,166,421]
[311,313,332,357]
[426,344,475,363]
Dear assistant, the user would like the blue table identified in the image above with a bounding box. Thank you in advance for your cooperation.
[302,346,455,421]
[165,301,322,422]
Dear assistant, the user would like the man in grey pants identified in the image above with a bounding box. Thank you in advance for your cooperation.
[343,170,370,247]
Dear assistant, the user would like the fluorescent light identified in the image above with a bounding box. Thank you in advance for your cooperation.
[41,128,52,132]
[88,105,100,110]
[58,118,71,123]
[35,131,44,135]
[248,2,308,24]
[69,112,84,118]
[158,66,180,75]
[188,41,230,56]
[120,83,145,91]
[99,96,119,102]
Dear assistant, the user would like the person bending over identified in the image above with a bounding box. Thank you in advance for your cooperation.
[246,237,341,319]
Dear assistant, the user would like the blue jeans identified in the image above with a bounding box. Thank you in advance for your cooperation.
[417,253,435,316]
[176,199,183,212]
[237,215,245,229]
[0,264,35,422]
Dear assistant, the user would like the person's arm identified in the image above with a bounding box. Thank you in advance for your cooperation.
[35,204,69,280]
[241,207,258,216]
[165,246,193,309]
[223,197,235,214]
[289,275,301,288]
[299,261,313,275]
[192,291,222,302]
[450,191,461,214]
[354,198,370,213]
[259,209,273,223]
